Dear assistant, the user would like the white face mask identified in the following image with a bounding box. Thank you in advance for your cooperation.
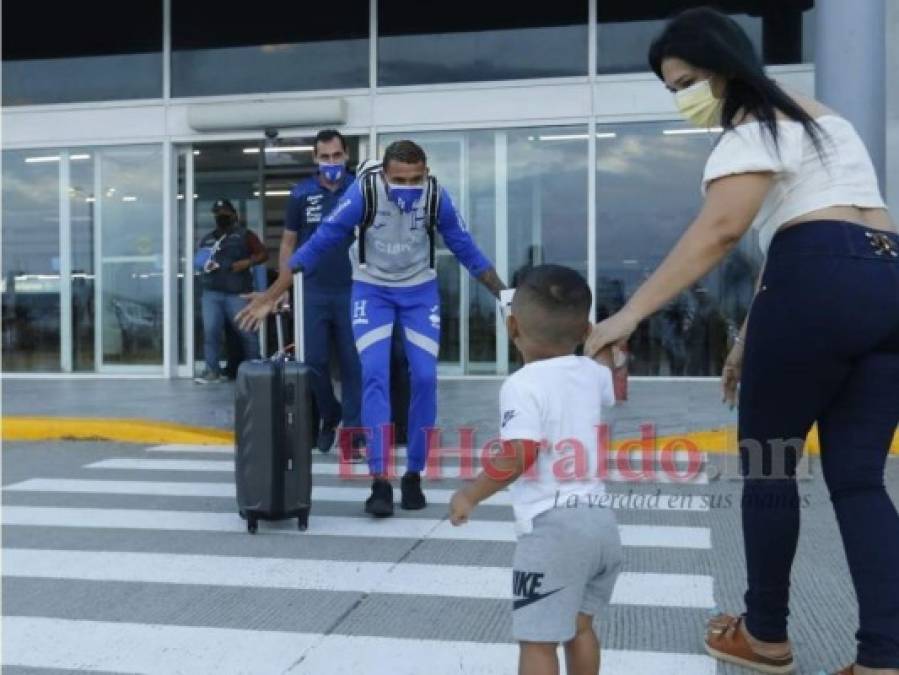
[674,79,724,129]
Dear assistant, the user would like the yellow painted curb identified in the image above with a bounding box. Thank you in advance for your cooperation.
[2,417,897,454]
[611,425,899,456]
[1,417,233,445]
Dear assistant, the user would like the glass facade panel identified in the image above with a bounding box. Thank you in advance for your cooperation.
[1,150,62,371]
[379,125,589,374]
[171,1,369,97]
[98,146,165,366]
[596,0,815,74]
[595,122,763,376]
[1,1,162,105]
[70,153,96,371]
[379,2,588,86]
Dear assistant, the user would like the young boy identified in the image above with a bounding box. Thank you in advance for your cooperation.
[449,264,622,675]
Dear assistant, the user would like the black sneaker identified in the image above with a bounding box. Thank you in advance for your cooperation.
[364,479,394,518]
[317,423,338,453]
[401,471,426,510]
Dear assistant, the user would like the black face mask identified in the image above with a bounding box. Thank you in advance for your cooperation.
[215,214,234,229]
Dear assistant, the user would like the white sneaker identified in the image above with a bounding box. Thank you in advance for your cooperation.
[193,373,222,384]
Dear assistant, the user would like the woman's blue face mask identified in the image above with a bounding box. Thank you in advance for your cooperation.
[386,182,425,213]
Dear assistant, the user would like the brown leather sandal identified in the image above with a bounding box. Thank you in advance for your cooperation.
[705,613,796,674]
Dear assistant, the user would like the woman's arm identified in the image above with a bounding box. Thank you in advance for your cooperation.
[622,172,774,325]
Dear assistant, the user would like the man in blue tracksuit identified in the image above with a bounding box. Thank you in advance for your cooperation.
[279,129,362,457]
[239,140,506,518]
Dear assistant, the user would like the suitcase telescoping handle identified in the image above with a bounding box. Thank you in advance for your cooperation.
[292,271,305,362]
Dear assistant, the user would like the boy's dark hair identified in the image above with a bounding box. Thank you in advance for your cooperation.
[512,264,592,348]
[314,129,348,153]
[383,140,427,168]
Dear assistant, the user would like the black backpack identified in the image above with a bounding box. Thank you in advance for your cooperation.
[357,161,440,269]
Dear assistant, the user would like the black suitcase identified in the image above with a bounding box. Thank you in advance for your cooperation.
[235,273,316,533]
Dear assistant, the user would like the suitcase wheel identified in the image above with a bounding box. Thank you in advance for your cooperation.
[247,516,258,534]
[297,509,309,532]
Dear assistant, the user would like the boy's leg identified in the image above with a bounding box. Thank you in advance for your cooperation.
[519,642,559,675]
[394,280,440,472]
[563,613,600,675]
[350,282,396,476]
[564,614,600,675]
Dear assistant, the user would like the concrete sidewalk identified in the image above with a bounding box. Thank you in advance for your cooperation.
[5,376,895,453]
[2,377,735,438]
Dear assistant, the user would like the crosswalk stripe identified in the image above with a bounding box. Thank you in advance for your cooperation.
[4,478,711,512]
[0,505,710,548]
[146,443,235,454]
[87,457,709,484]
[3,548,715,607]
[611,572,715,608]
[3,616,718,675]
[145,444,709,465]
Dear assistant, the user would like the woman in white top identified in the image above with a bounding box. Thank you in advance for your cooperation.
[586,8,898,675]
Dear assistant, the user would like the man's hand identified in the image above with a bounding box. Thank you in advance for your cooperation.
[477,268,507,300]
[236,292,277,331]
[449,489,475,526]
[231,259,252,273]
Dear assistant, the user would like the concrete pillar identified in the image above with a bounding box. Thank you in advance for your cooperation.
[815,0,886,190]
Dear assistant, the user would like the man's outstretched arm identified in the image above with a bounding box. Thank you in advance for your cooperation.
[436,188,507,298]
[237,183,363,331]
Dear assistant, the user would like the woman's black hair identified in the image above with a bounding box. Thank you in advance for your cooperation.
[649,7,826,157]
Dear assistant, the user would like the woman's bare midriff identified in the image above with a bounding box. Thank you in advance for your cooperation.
[781,205,897,235]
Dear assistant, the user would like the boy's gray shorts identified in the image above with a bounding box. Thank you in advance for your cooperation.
[512,504,622,643]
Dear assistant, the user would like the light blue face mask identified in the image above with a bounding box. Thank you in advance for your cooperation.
[319,162,345,182]
[386,182,424,213]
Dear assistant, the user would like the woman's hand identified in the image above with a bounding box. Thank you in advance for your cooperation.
[585,308,640,359]
[721,341,744,409]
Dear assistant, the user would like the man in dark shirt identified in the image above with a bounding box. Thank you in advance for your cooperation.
[279,130,362,455]
[195,199,268,384]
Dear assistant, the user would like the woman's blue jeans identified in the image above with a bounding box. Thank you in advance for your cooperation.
[738,220,899,668]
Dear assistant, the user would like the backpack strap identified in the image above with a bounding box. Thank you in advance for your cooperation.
[358,170,379,268]
[425,176,440,269]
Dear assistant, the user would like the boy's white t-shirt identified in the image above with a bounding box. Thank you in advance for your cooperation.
[499,355,616,536]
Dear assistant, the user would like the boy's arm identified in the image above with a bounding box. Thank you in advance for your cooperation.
[467,440,539,501]
[449,379,542,525]
[436,188,507,298]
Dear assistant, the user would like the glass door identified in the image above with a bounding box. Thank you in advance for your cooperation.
[177,135,364,377]
[96,146,165,370]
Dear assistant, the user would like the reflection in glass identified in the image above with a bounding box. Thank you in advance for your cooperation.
[379,2,587,86]
[99,146,164,366]
[595,122,762,376]
[1,151,61,371]
[2,1,162,105]
[596,0,815,74]
[171,1,368,97]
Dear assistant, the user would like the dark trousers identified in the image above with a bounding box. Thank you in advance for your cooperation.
[738,220,899,667]
[303,287,361,430]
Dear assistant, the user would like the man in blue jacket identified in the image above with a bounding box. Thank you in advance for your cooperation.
[279,129,362,457]
[239,140,506,518]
